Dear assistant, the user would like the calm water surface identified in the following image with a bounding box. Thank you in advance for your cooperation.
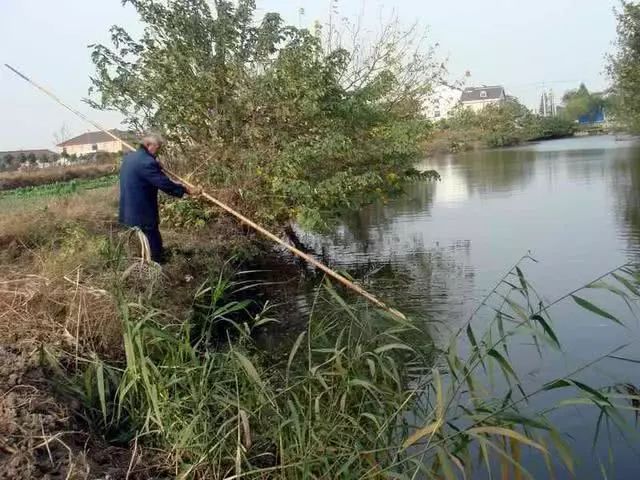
[301,136,640,478]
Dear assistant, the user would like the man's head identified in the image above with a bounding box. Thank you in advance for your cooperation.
[141,132,164,156]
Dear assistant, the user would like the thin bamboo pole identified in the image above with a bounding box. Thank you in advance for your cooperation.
[4,63,406,320]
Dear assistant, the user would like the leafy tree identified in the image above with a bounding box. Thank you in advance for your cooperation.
[17,153,27,166]
[436,96,575,150]
[3,154,15,171]
[39,153,52,164]
[561,83,606,122]
[88,0,442,230]
[531,116,576,140]
[26,153,37,166]
[608,1,640,132]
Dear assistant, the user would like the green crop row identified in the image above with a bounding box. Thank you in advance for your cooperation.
[0,175,118,200]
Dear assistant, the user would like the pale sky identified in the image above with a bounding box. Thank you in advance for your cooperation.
[0,0,619,151]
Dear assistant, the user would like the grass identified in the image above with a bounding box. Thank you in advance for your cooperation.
[2,188,640,478]
[44,254,640,478]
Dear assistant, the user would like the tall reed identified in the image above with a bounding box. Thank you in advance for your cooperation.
[46,258,640,478]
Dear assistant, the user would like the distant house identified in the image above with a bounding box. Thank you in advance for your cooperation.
[424,84,463,121]
[461,86,506,112]
[57,129,133,156]
[578,107,606,125]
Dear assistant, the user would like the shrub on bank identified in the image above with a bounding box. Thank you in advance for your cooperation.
[430,101,577,153]
[88,0,443,231]
[2,188,640,477]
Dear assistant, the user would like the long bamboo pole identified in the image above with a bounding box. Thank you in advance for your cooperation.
[5,63,406,320]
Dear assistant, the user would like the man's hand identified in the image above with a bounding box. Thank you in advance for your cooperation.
[185,184,203,197]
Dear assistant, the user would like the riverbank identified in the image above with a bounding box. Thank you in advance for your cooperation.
[0,186,303,477]
[425,103,579,155]
[0,185,439,478]
[2,152,639,477]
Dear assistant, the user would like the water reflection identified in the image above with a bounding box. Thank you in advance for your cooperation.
[299,135,640,478]
[308,136,640,296]
[423,147,538,199]
[610,145,640,258]
[333,180,438,249]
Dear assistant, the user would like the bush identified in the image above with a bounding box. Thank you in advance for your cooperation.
[431,99,577,153]
[531,116,577,140]
[88,0,444,230]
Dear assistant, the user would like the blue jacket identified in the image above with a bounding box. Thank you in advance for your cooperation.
[119,147,186,229]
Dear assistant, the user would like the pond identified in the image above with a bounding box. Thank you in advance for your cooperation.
[300,135,640,478]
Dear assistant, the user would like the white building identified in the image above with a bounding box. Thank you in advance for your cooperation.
[57,129,132,156]
[460,86,506,112]
[424,84,463,121]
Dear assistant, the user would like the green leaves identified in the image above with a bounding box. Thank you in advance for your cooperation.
[530,314,561,349]
[90,0,442,231]
[608,2,640,133]
[233,350,264,389]
[571,295,624,326]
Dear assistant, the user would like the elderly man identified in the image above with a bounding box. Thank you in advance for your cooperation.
[119,133,198,263]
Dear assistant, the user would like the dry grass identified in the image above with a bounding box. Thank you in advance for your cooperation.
[0,187,118,249]
[0,273,121,359]
[0,186,124,360]
[0,163,116,191]
[0,184,255,357]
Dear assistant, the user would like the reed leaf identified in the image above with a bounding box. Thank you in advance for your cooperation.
[571,295,624,326]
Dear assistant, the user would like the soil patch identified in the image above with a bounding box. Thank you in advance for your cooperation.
[0,345,140,479]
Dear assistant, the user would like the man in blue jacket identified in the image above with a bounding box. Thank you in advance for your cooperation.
[119,133,198,263]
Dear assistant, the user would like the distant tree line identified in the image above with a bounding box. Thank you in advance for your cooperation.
[0,150,121,173]
[0,153,55,172]
[559,83,609,124]
[432,97,577,153]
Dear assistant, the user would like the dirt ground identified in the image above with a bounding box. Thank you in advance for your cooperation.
[0,182,312,478]
[0,345,139,479]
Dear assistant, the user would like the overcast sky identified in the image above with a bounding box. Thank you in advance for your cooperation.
[0,0,619,150]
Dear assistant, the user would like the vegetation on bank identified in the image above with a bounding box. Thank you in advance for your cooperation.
[2,188,640,478]
[88,0,441,231]
[561,83,609,124]
[608,1,640,133]
[427,100,577,154]
[0,175,117,204]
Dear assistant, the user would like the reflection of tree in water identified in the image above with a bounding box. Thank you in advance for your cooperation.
[562,148,609,182]
[325,147,539,250]
[610,145,640,257]
[353,248,475,345]
[339,180,438,248]
[295,180,473,345]
[428,148,537,196]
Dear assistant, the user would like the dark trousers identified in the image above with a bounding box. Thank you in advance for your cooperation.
[142,227,164,263]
